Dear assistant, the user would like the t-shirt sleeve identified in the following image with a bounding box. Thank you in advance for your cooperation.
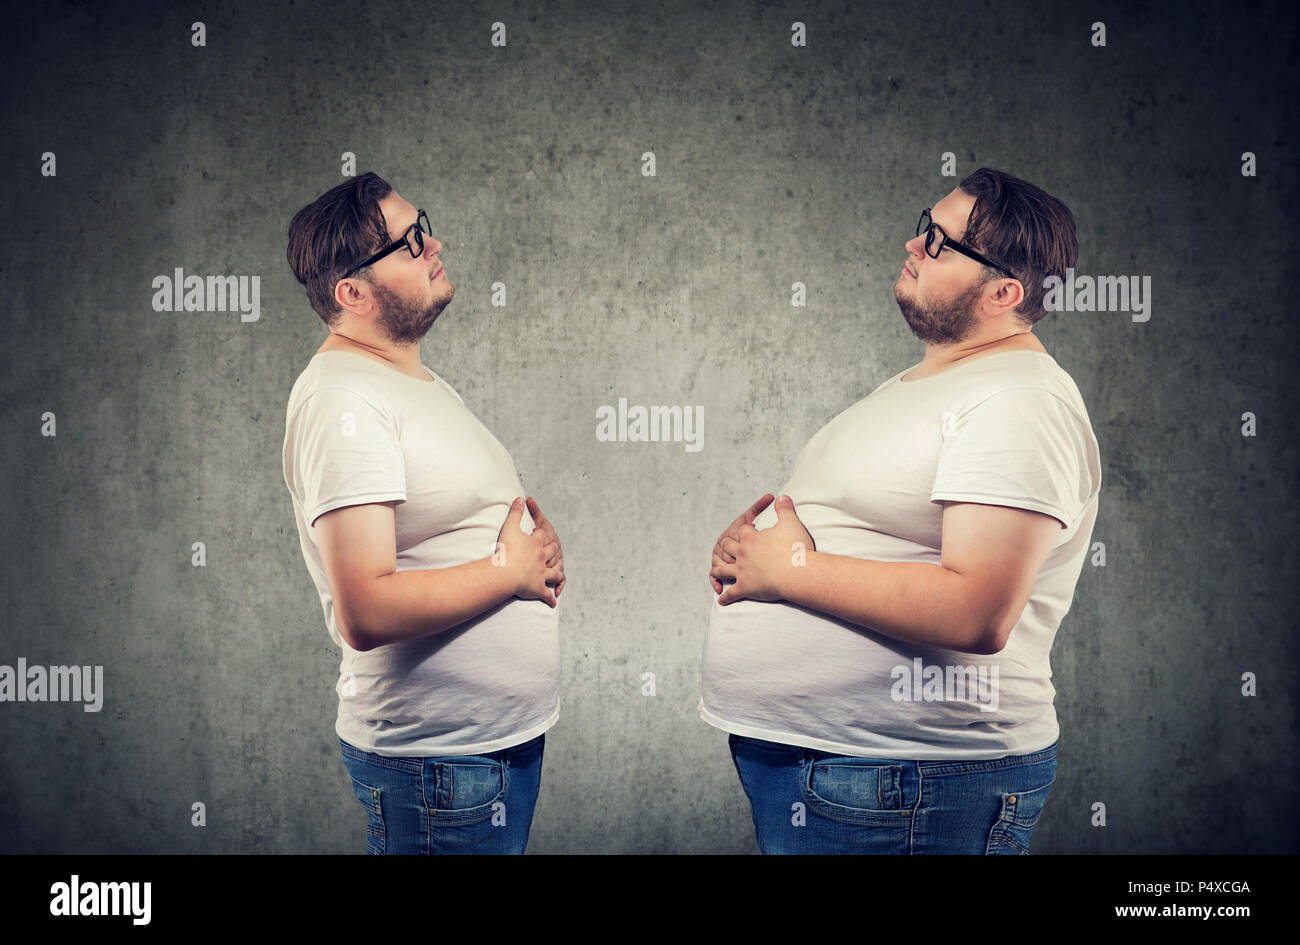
[287,386,407,529]
[930,386,1097,529]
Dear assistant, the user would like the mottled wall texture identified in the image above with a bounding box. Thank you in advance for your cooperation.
[1,0,1296,855]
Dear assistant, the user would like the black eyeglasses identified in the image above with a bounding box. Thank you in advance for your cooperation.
[916,207,1014,280]
[341,209,433,279]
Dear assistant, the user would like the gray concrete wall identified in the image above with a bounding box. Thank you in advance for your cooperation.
[1,0,1296,853]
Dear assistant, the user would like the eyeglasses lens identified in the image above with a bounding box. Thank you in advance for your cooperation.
[406,211,433,257]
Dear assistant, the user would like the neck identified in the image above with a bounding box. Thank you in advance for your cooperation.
[319,330,422,372]
[920,327,1041,370]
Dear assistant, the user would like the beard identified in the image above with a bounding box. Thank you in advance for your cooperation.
[893,276,987,345]
[368,279,450,345]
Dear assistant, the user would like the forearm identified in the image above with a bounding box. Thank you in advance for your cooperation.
[779,551,991,653]
[352,557,517,650]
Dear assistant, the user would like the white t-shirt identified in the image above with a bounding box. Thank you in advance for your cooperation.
[699,349,1102,760]
[282,349,560,757]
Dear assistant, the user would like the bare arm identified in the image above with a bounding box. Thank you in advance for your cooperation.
[778,502,1060,654]
[781,555,990,651]
[316,498,561,652]
[716,498,1060,654]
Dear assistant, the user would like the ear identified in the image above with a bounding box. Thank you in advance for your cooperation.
[994,275,1024,313]
[334,275,373,319]
[334,276,358,312]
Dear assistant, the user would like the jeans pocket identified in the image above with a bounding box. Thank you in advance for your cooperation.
[985,777,1054,855]
[801,760,910,826]
[430,760,507,826]
[347,775,386,855]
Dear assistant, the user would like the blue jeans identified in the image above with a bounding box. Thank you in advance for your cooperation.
[728,733,1057,854]
[338,733,545,854]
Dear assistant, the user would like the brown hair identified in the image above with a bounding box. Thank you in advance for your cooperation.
[958,168,1078,327]
[286,172,394,326]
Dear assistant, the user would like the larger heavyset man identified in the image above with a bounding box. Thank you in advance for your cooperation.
[702,168,1102,855]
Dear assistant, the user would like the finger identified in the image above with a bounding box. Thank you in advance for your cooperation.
[717,583,736,605]
[531,579,558,608]
[729,515,761,541]
[728,527,757,550]
[503,496,525,530]
[529,501,558,543]
[744,494,776,523]
[526,497,555,535]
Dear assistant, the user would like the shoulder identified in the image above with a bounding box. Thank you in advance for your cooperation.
[956,352,1088,417]
[287,357,395,422]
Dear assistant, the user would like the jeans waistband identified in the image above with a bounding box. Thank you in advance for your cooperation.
[732,733,1058,775]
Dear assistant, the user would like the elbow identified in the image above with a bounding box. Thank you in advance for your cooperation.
[336,600,377,652]
[973,619,1011,655]
[336,576,388,652]
[337,615,373,652]
[979,589,1034,654]
[969,593,1022,654]
[344,625,376,652]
